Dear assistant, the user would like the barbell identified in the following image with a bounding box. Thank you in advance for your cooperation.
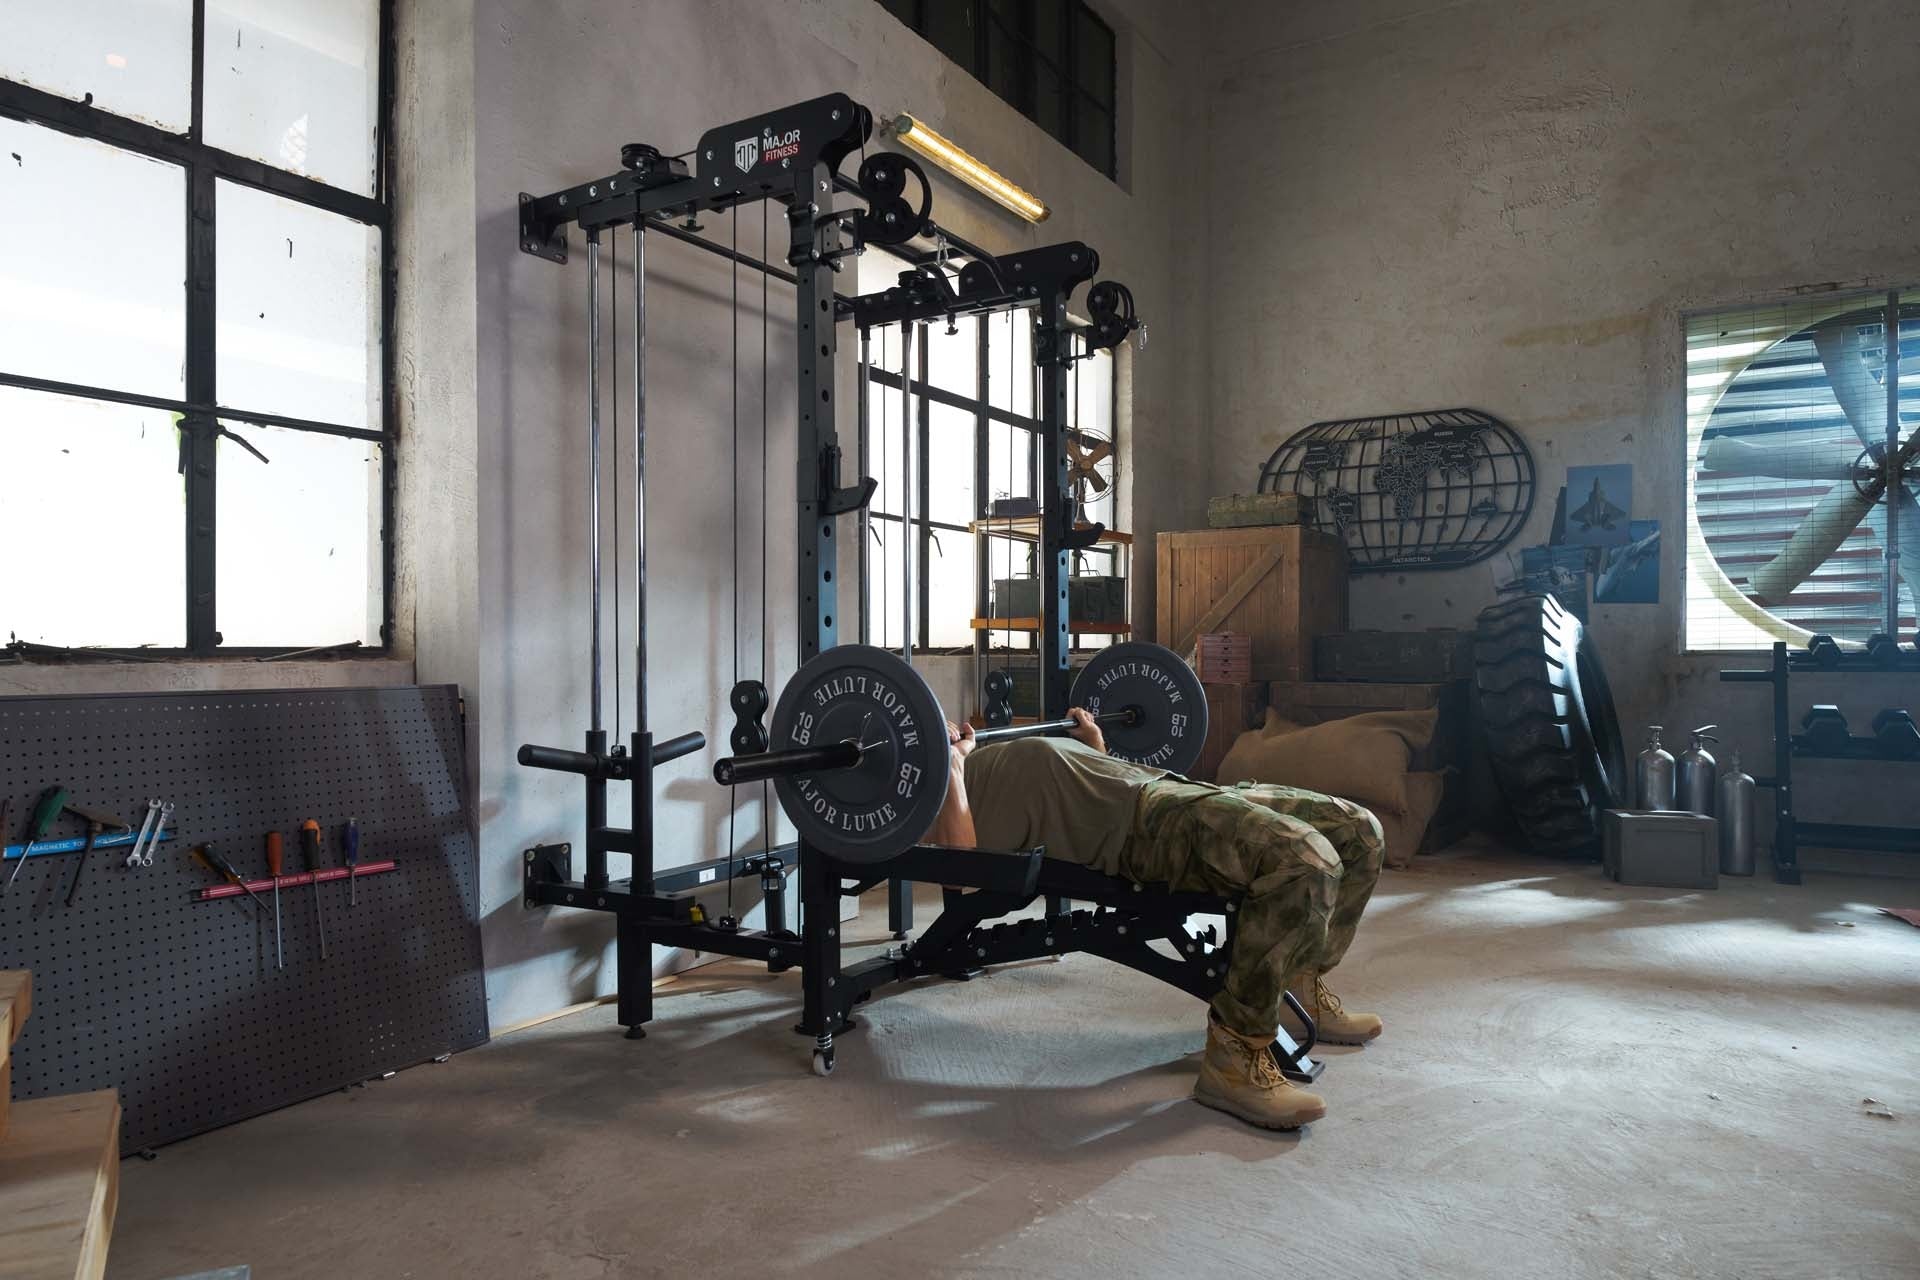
[713,641,1208,863]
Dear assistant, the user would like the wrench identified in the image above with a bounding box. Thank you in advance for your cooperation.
[126,799,161,867]
[140,802,173,866]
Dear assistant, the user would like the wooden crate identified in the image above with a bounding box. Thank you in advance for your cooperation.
[1156,526,1348,681]
[1193,681,1270,782]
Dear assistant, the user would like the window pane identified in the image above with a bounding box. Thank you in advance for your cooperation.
[1075,99,1114,176]
[856,245,912,297]
[1686,294,1917,649]
[0,0,192,130]
[1069,346,1112,431]
[923,1,977,74]
[987,420,1033,503]
[926,528,976,648]
[927,403,976,525]
[216,420,381,646]
[866,377,908,517]
[216,178,381,427]
[867,516,907,650]
[1034,0,1066,68]
[0,119,185,398]
[987,310,1033,414]
[0,388,185,647]
[1074,5,1115,105]
[1034,61,1066,141]
[985,3,1024,107]
[926,315,977,397]
[203,0,380,195]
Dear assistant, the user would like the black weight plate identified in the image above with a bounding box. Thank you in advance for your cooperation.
[1070,642,1208,775]
[770,645,951,864]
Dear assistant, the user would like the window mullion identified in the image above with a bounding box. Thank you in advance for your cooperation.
[190,0,205,142]
[975,319,990,649]
[184,161,218,651]
[917,324,932,651]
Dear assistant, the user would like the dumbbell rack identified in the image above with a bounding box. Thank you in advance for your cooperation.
[1719,641,1920,883]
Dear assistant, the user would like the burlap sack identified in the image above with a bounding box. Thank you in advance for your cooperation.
[1215,707,1440,817]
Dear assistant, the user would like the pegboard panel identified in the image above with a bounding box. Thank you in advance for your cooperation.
[0,685,487,1153]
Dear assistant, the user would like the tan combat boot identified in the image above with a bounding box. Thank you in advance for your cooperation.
[1193,1014,1328,1130]
[1284,974,1383,1046]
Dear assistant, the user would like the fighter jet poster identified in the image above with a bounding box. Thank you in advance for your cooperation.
[1595,520,1660,604]
[1562,463,1632,547]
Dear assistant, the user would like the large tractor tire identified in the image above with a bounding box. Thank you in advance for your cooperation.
[1472,593,1626,856]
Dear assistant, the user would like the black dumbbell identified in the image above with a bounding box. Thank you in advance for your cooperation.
[1800,704,1851,753]
[1864,632,1903,668]
[1871,708,1920,760]
[1804,633,1842,667]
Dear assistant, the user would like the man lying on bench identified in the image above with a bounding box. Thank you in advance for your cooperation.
[929,709,1385,1131]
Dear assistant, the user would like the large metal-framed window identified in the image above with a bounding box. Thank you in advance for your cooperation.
[876,0,1118,180]
[1,1,395,657]
[861,251,1116,653]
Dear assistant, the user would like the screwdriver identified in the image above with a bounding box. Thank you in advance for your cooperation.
[190,843,269,914]
[300,819,329,960]
[6,786,68,890]
[265,831,285,970]
[342,818,360,907]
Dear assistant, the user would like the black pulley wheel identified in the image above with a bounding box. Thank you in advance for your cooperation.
[1472,593,1625,857]
[1070,642,1209,775]
[768,645,950,864]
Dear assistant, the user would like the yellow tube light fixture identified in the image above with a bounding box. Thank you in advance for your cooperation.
[891,112,1050,224]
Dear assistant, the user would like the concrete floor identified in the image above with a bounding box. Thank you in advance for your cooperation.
[109,850,1920,1280]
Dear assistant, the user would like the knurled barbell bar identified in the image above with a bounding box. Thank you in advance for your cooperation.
[712,641,1208,863]
[714,706,1145,786]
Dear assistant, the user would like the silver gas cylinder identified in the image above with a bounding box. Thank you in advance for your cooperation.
[1635,725,1676,811]
[1717,750,1756,875]
[1678,724,1719,817]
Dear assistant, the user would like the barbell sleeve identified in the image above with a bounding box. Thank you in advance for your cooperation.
[714,739,864,786]
[652,730,707,765]
[520,729,708,779]
[517,743,607,775]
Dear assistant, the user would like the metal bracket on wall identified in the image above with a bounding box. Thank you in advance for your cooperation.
[519,193,569,263]
[523,842,573,906]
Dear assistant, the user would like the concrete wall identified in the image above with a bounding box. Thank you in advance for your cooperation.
[466,0,1209,1027]
[1201,0,1920,839]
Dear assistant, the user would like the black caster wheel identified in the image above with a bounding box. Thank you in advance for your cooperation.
[623,1025,647,1040]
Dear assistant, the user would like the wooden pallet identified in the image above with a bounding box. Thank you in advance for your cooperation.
[0,970,121,1280]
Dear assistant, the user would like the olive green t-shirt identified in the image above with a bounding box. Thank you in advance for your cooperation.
[961,736,1167,874]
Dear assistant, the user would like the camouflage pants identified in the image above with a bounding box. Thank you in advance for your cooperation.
[1120,780,1384,1038]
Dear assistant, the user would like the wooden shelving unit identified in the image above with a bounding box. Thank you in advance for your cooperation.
[972,516,1134,715]
[969,617,1130,634]
[966,516,1134,546]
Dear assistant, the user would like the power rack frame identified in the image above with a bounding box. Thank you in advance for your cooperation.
[515,92,1320,1079]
